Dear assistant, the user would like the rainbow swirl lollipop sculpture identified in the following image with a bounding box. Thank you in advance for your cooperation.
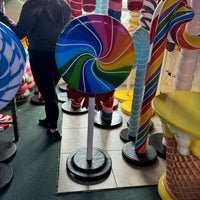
[55,14,135,94]
[56,14,134,183]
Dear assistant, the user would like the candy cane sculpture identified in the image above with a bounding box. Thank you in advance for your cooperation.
[174,0,200,91]
[135,0,200,155]
[128,0,157,138]
[120,0,157,143]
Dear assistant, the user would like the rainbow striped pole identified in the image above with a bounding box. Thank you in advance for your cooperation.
[134,0,200,154]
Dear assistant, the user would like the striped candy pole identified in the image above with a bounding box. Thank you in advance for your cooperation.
[101,0,108,14]
[94,0,102,13]
[108,0,123,21]
[134,0,196,154]
[173,0,200,91]
[125,1,144,97]
[83,0,96,13]
[128,11,141,36]
[127,27,150,138]
[140,0,157,32]
[70,0,83,18]
[127,0,156,139]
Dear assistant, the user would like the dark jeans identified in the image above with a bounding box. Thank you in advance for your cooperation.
[28,50,61,129]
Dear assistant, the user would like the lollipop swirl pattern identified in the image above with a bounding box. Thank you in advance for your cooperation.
[55,15,134,94]
[0,22,25,110]
[0,36,23,109]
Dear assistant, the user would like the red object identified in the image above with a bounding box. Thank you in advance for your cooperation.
[103,97,114,108]
[127,0,144,11]
[0,114,12,132]
[83,0,96,12]
[70,0,82,18]
[17,83,29,93]
[71,97,82,109]
[66,85,115,111]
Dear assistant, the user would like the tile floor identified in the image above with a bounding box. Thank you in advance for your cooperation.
[57,88,166,193]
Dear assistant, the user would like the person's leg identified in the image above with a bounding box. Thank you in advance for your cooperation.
[29,50,61,139]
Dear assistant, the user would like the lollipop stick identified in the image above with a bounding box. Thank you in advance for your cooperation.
[86,97,95,162]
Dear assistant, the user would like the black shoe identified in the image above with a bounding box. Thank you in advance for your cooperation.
[47,129,61,141]
[39,118,50,127]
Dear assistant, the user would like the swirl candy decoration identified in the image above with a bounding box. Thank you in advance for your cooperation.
[0,22,26,65]
[83,0,96,13]
[134,0,200,154]
[140,0,157,32]
[70,0,83,18]
[55,14,134,94]
[108,0,122,21]
[0,23,25,110]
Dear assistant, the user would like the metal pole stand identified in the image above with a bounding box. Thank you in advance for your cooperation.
[66,97,112,184]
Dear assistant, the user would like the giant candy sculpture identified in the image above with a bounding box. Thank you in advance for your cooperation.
[55,14,134,183]
[0,21,25,191]
[0,22,25,110]
[174,0,200,91]
[135,0,200,157]
[120,0,157,144]
[122,0,200,166]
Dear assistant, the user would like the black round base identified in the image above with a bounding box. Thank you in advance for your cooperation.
[30,95,45,105]
[113,99,118,110]
[94,111,122,129]
[61,101,88,115]
[148,133,166,159]
[127,120,154,132]
[122,142,157,167]
[66,147,112,185]
[57,92,68,103]
[0,163,13,192]
[0,141,17,162]
[120,128,135,143]
[59,83,67,92]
